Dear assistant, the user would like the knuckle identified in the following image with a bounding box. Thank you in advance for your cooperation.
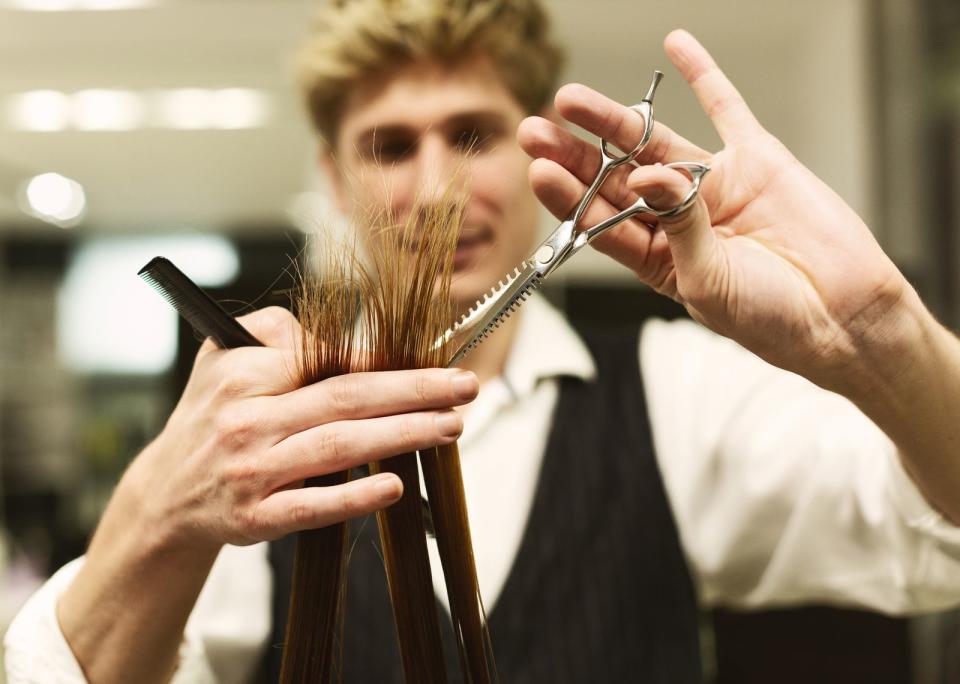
[261,305,294,335]
[570,136,591,175]
[325,376,360,414]
[707,90,740,120]
[238,503,265,538]
[240,306,299,349]
[318,427,349,469]
[398,414,420,449]
[213,405,260,451]
[216,371,254,399]
[705,94,727,118]
[336,486,362,518]
[223,455,270,497]
[289,498,316,529]
[612,172,635,209]
[603,107,626,144]
[261,305,292,320]
[256,305,293,330]
[225,456,259,485]
[414,372,435,404]
[646,133,671,166]
[212,354,272,399]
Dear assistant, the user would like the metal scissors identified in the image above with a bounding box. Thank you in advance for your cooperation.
[441,70,711,366]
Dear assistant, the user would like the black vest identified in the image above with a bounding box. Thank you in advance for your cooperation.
[261,330,701,682]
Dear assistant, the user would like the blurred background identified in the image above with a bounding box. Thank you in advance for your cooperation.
[0,0,958,682]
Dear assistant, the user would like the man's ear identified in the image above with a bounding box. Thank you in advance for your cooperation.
[319,148,349,215]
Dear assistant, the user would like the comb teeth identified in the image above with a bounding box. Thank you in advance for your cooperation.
[139,270,188,311]
[138,256,263,349]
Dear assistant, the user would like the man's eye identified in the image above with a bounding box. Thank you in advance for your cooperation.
[453,127,492,152]
[363,138,416,163]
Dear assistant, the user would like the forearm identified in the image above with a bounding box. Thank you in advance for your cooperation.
[844,290,960,524]
[57,443,220,684]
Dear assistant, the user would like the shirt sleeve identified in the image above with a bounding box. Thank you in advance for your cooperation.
[4,558,92,684]
[4,543,271,684]
[640,317,960,614]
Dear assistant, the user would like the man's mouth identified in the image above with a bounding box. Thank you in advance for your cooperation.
[453,229,492,270]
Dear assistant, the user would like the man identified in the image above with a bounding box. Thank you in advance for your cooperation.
[6,0,960,682]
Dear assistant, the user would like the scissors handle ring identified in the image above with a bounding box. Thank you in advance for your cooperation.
[598,98,657,166]
[652,162,711,218]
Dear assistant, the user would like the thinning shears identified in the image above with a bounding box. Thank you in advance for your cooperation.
[442,70,711,366]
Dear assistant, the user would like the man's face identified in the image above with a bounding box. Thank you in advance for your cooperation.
[329,55,542,308]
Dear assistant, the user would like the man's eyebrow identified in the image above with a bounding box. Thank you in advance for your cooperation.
[440,110,510,132]
[353,110,511,145]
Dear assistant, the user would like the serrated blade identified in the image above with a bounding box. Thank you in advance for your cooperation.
[442,261,542,367]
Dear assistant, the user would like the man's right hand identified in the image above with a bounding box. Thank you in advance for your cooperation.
[131,306,478,552]
[56,306,478,684]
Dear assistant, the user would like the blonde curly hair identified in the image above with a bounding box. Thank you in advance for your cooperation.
[297,0,565,143]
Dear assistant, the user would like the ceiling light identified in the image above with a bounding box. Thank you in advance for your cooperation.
[211,89,270,130]
[77,0,154,8]
[153,88,215,130]
[21,172,86,226]
[5,87,272,131]
[72,89,145,131]
[5,0,73,9]
[4,0,155,10]
[7,90,71,132]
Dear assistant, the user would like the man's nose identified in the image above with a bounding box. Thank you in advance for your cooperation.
[414,134,456,205]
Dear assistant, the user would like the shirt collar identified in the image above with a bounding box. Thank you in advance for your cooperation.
[500,295,597,398]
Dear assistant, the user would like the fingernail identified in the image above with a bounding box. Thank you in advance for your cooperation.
[435,410,463,438]
[450,371,479,401]
[373,474,401,501]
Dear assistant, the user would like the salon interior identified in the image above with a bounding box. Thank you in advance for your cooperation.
[1,0,959,682]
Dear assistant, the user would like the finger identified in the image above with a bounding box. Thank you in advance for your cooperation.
[519,115,706,193]
[626,164,719,279]
[235,306,303,350]
[529,157,615,223]
[253,473,403,537]
[265,409,463,486]
[519,116,637,211]
[664,30,763,144]
[522,134,640,221]
[200,306,302,357]
[529,158,662,277]
[272,367,479,435]
[206,346,301,397]
[552,83,709,164]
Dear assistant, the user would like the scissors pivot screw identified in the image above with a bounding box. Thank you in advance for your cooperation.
[535,245,555,264]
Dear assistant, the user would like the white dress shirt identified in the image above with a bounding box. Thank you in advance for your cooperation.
[7,297,960,683]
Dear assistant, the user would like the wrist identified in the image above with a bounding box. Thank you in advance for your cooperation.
[840,285,949,421]
[58,440,222,684]
[112,436,222,562]
[836,288,960,523]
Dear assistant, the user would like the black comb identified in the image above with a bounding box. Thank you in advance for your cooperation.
[138,256,262,349]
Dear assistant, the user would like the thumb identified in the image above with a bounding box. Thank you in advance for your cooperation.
[195,306,301,355]
[235,306,302,349]
[626,164,719,280]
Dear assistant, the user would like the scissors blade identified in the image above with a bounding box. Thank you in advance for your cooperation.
[442,261,543,367]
